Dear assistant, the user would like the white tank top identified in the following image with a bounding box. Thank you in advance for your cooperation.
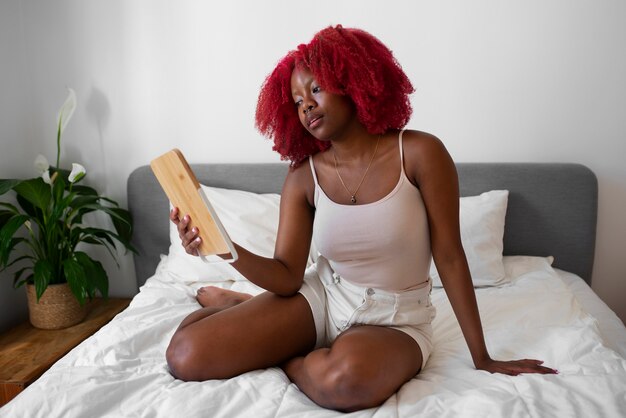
[309,130,431,292]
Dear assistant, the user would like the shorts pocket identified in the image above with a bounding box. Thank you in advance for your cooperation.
[393,293,436,326]
[330,296,371,332]
[325,280,373,332]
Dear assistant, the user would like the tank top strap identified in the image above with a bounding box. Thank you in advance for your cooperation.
[308,156,320,186]
[308,156,321,206]
[398,129,406,176]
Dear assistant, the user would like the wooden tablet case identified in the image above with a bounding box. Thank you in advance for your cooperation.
[150,149,237,261]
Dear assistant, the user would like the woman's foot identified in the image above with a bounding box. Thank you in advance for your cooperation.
[196,286,253,308]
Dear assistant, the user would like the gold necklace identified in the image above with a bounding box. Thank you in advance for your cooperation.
[332,136,381,204]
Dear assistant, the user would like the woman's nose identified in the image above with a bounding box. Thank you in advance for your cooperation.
[304,104,315,114]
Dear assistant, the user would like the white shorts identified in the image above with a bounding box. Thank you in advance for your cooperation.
[299,256,436,370]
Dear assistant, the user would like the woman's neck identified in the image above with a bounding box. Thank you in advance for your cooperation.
[330,131,383,163]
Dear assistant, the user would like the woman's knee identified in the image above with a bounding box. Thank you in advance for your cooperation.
[166,331,199,381]
[316,355,387,412]
[166,329,224,381]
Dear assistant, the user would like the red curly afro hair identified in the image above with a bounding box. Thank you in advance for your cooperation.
[255,25,415,166]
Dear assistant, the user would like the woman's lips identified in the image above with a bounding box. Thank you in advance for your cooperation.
[308,115,323,129]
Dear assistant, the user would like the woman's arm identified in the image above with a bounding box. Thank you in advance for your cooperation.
[404,130,557,375]
[170,163,315,296]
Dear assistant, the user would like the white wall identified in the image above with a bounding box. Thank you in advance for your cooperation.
[0,0,31,330]
[1,0,624,330]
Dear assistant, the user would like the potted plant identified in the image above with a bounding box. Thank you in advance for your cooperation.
[0,88,136,329]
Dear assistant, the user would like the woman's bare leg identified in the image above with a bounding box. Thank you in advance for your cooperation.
[195,285,253,308]
[282,325,423,412]
[166,291,316,381]
[168,290,421,412]
[174,287,254,331]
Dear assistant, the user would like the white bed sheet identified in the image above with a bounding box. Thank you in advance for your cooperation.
[555,268,626,360]
[2,257,625,418]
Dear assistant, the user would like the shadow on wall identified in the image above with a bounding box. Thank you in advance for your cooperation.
[0,276,28,332]
[85,85,111,157]
[592,171,626,325]
[63,86,111,195]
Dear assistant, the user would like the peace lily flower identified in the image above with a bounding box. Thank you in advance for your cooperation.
[68,163,86,183]
[41,170,52,185]
[57,88,77,135]
[56,88,77,168]
[0,88,136,308]
[34,154,50,174]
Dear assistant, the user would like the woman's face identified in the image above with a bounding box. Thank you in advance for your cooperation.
[290,66,355,141]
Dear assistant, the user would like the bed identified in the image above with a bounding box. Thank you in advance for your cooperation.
[2,162,625,417]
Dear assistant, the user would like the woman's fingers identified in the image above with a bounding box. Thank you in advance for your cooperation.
[170,207,180,224]
[171,210,188,239]
[182,220,194,238]
[185,235,201,255]
[170,209,201,255]
[478,358,558,376]
[180,215,201,255]
[515,359,558,374]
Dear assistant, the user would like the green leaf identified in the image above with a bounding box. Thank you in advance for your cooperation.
[81,236,103,245]
[50,191,72,223]
[0,215,29,267]
[0,179,22,195]
[15,272,33,288]
[70,207,95,224]
[71,185,98,196]
[76,234,120,267]
[0,210,14,229]
[75,252,108,298]
[77,226,137,256]
[74,227,116,248]
[75,204,134,244]
[52,174,66,203]
[63,258,87,305]
[69,195,100,211]
[33,259,54,301]
[16,194,38,217]
[13,178,51,210]
[110,207,133,241]
[6,236,26,257]
[13,264,33,286]
[98,196,118,206]
[5,254,33,269]
[0,202,20,213]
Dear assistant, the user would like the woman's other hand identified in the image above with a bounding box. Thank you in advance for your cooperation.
[170,207,201,256]
[476,357,558,376]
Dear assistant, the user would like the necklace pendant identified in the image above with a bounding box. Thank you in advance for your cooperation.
[350,196,357,204]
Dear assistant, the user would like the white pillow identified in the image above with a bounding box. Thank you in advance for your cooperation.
[430,190,509,287]
[160,186,281,283]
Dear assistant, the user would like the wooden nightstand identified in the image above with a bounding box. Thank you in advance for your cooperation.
[0,297,131,406]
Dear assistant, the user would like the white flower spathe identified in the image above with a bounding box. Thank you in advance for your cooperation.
[57,88,77,135]
[68,163,86,183]
[34,154,50,174]
[42,170,52,185]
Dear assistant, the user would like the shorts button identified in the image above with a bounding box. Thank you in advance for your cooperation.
[366,288,375,296]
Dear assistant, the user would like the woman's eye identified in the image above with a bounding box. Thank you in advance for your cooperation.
[312,86,321,94]
[294,99,302,107]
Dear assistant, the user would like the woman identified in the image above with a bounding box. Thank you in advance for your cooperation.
[166,25,557,412]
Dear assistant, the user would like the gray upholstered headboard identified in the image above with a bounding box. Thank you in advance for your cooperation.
[127,163,597,288]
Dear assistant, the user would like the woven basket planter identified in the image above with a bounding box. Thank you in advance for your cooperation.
[26,283,89,330]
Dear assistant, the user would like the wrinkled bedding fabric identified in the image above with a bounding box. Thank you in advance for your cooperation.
[3,259,625,418]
